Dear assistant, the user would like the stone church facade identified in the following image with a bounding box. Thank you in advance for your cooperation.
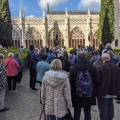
[11,0,120,48]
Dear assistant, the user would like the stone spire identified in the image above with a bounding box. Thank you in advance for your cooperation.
[65,7,68,16]
[43,10,45,17]
[88,7,90,16]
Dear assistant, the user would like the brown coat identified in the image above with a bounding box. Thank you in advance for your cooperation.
[97,61,120,97]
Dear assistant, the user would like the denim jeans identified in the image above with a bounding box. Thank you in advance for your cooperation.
[47,115,64,120]
[0,89,5,109]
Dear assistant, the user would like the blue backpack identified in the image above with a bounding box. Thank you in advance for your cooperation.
[76,69,93,97]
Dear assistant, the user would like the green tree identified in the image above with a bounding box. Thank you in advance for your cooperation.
[0,0,12,47]
[98,0,115,46]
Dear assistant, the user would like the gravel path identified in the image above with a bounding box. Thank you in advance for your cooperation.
[0,69,120,120]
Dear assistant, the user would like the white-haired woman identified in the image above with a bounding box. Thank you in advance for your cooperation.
[4,53,19,93]
[41,59,72,120]
[0,54,9,112]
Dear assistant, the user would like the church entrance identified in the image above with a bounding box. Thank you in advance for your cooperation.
[69,27,85,48]
[47,27,64,48]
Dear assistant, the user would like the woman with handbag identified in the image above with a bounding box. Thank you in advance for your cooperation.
[41,59,72,120]
[4,53,19,93]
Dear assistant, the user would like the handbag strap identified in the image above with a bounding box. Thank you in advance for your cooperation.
[5,59,12,69]
[39,109,46,120]
[70,54,73,60]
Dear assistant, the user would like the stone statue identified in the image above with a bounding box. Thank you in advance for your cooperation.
[54,34,59,46]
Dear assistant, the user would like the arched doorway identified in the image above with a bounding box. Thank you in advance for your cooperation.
[26,27,42,48]
[47,27,64,48]
[93,31,100,47]
[69,27,85,48]
[12,29,20,48]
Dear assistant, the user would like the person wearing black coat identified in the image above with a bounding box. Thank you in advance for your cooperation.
[70,51,100,120]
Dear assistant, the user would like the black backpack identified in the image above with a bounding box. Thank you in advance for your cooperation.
[76,69,93,97]
[26,53,34,69]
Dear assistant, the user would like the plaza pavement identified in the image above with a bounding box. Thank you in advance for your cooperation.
[0,69,120,120]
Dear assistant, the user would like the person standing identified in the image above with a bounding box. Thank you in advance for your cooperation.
[36,54,50,104]
[90,50,100,64]
[97,53,120,120]
[69,50,76,65]
[14,52,23,86]
[70,51,99,120]
[4,53,19,93]
[27,45,39,91]
[0,54,9,112]
[60,51,71,72]
[48,50,55,64]
[41,59,72,120]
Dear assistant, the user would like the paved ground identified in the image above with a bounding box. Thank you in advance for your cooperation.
[0,69,120,120]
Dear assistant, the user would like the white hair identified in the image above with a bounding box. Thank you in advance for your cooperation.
[8,52,14,58]
[0,53,4,59]
[101,53,110,61]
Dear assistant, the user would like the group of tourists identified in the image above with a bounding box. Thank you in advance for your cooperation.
[1,43,120,120]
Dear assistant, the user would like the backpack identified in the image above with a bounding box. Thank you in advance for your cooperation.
[76,69,93,97]
[26,52,34,69]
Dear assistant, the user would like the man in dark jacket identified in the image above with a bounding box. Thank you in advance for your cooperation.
[97,53,120,120]
[28,45,39,91]
[70,51,100,120]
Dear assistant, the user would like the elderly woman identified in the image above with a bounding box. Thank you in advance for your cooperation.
[0,54,9,112]
[4,53,19,93]
[14,52,23,86]
[41,59,72,120]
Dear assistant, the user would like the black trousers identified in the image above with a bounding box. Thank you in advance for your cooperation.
[39,82,42,103]
[29,69,37,89]
[97,97,114,120]
[74,106,91,120]
[16,72,22,84]
[7,76,17,91]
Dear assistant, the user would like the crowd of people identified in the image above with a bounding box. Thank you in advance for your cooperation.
[1,43,120,120]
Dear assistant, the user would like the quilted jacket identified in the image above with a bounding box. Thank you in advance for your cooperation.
[0,62,6,90]
[41,70,72,118]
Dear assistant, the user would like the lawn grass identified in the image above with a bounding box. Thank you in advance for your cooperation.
[0,48,29,65]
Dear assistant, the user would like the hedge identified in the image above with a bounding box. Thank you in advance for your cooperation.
[0,48,28,65]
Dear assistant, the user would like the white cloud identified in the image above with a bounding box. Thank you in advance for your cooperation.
[37,0,68,9]
[78,0,100,9]
[26,15,35,18]
[20,1,28,12]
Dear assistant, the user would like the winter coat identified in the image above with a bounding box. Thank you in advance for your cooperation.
[41,70,72,118]
[110,55,119,65]
[14,56,23,72]
[29,51,39,69]
[70,59,100,108]
[0,62,6,90]
[4,58,19,76]
[36,60,50,82]
[97,61,120,97]
[90,55,100,64]
[48,53,55,64]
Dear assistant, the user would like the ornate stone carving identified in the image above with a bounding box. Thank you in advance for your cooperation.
[70,19,87,23]
[26,27,42,40]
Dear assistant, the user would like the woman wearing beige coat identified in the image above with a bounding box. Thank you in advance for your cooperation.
[41,59,72,120]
